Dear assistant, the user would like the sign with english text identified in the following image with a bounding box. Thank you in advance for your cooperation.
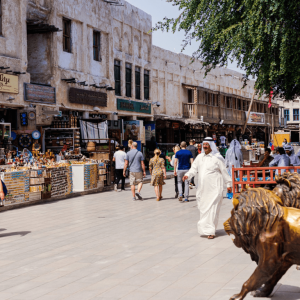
[0,73,18,94]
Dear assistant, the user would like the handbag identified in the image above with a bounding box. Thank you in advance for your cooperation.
[1,180,7,196]
[125,150,139,178]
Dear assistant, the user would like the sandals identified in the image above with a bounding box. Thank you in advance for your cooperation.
[208,235,215,239]
[156,198,160,201]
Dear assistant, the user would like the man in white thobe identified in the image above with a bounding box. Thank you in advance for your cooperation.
[183,137,232,239]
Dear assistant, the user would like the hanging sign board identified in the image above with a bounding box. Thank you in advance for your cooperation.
[24,83,56,104]
[69,88,107,107]
[246,112,265,124]
[0,73,18,94]
[117,99,151,114]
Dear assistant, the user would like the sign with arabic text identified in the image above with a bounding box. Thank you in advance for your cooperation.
[117,98,151,114]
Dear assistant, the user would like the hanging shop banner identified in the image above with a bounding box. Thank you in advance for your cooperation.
[117,99,151,114]
[24,83,56,104]
[69,88,107,107]
[145,122,156,141]
[0,73,18,94]
[246,112,265,124]
[124,120,143,141]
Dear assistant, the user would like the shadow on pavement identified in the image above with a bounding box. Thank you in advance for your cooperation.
[0,231,31,238]
[216,229,228,237]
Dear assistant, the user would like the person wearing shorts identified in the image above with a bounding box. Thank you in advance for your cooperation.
[123,142,146,201]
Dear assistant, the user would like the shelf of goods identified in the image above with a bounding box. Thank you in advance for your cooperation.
[42,128,81,153]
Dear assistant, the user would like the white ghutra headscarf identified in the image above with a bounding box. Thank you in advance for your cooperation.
[202,137,219,155]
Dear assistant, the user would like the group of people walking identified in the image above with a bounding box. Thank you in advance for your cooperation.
[113,137,234,240]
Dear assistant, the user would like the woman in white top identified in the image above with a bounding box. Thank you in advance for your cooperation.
[113,145,127,191]
[167,145,184,198]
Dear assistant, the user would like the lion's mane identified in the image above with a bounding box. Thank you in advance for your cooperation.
[275,172,300,208]
[230,188,284,263]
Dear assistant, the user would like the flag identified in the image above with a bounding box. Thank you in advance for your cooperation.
[269,88,273,108]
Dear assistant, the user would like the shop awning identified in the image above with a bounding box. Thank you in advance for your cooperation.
[154,114,210,126]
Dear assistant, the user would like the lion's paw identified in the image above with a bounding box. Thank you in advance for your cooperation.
[229,294,243,300]
[251,289,271,297]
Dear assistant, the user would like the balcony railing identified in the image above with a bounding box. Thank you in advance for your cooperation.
[183,103,279,127]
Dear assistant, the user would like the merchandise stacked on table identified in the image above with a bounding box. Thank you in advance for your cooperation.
[48,166,72,197]
[98,162,106,189]
[29,169,47,201]
[2,170,30,204]
[84,164,98,190]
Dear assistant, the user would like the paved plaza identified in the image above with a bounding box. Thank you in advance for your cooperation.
[0,180,299,300]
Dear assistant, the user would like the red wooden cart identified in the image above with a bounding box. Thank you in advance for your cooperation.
[232,166,300,194]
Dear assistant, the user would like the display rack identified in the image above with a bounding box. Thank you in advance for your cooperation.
[42,128,80,153]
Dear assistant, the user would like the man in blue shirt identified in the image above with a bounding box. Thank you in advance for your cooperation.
[269,147,290,175]
[174,141,194,202]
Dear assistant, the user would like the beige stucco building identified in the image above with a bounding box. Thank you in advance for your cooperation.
[0,0,281,148]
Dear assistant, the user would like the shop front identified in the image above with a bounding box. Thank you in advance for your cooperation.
[116,98,152,151]
[0,84,116,207]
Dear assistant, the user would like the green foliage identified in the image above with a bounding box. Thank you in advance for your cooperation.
[154,0,300,99]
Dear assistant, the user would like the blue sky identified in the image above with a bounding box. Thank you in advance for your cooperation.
[125,0,243,74]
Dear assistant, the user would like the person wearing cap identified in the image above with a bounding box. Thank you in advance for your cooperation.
[269,147,290,175]
[183,137,232,239]
[284,145,300,173]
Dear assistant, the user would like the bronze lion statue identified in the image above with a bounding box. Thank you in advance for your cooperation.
[224,187,300,300]
[273,172,300,208]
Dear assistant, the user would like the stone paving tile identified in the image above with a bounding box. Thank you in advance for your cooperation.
[0,180,297,300]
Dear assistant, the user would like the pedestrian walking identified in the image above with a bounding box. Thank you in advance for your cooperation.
[284,145,300,173]
[269,147,290,174]
[174,141,194,202]
[183,137,232,239]
[197,143,202,155]
[113,145,126,191]
[186,139,197,187]
[149,149,167,201]
[224,139,243,176]
[123,142,146,201]
[167,145,185,198]
[127,139,133,152]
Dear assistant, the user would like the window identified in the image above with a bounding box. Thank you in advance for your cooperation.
[187,90,193,103]
[0,0,2,36]
[114,60,121,96]
[204,92,208,105]
[63,18,71,53]
[237,99,241,110]
[227,97,232,108]
[144,70,150,100]
[125,63,132,97]
[93,31,101,61]
[135,67,141,100]
[293,109,299,121]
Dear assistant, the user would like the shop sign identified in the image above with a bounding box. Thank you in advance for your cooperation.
[145,122,155,141]
[117,98,151,114]
[172,122,180,130]
[24,83,56,104]
[246,112,265,124]
[69,88,107,107]
[0,73,18,94]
